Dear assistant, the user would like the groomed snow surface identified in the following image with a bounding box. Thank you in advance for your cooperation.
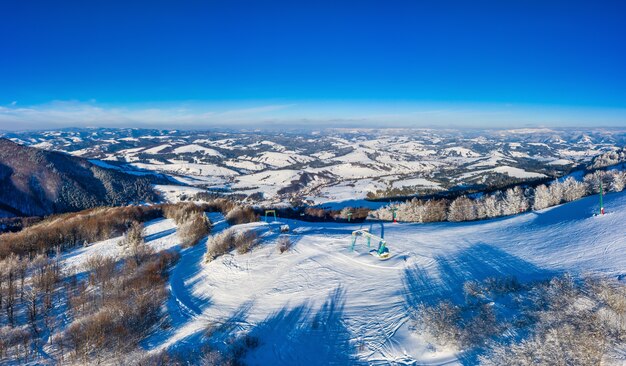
[63,192,626,365]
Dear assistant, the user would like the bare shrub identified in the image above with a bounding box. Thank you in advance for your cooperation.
[205,230,236,262]
[277,236,293,254]
[0,205,163,259]
[234,230,259,254]
[132,350,181,366]
[0,325,32,361]
[416,300,462,347]
[178,213,211,248]
[205,229,259,261]
[120,221,153,265]
[163,202,203,225]
[57,249,179,362]
[163,203,211,247]
[414,273,626,364]
[469,274,626,365]
[84,255,117,290]
[225,206,258,225]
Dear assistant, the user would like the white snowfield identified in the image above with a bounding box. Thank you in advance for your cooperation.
[61,218,180,273]
[53,191,626,364]
[391,177,443,189]
[22,128,623,207]
[172,144,224,157]
[132,161,238,177]
[458,165,547,180]
[101,192,624,364]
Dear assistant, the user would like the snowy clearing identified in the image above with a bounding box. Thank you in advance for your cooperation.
[129,191,626,364]
[172,144,224,156]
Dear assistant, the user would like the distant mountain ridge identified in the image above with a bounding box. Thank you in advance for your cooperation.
[3,127,626,205]
[0,138,158,217]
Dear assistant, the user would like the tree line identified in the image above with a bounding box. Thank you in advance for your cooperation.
[372,169,626,222]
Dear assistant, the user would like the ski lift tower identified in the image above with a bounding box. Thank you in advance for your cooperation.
[265,209,277,222]
[390,204,398,224]
[350,229,391,260]
[600,180,605,215]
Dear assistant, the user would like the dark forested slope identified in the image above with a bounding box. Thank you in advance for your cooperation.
[0,138,158,217]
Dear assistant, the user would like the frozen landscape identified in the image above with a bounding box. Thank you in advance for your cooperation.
[148,192,626,365]
[3,1,626,364]
[0,128,625,365]
[1,183,622,364]
[4,127,626,207]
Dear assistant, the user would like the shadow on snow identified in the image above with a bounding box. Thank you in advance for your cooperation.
[245,287,362,366]
[403,243,559,365]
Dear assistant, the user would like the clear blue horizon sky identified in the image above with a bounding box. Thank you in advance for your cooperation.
[1,0,625,129]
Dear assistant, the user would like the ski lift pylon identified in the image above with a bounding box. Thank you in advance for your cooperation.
[350,229,391,260]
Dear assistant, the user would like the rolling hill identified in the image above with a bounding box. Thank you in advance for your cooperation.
[0,138,159,217]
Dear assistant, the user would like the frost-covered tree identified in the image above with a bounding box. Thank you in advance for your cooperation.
[448,196,477,222]
[561,177,587,202]
[482,194,502,218]
[397,199,429,222]
[339,207,353,220]
[423,199,449,222]
[548,180,564,206]
[120,221,151,265]
[583,171,610,194]
[502,187,529,215]
[532,184,551,210]
[372,206,393,221]
[474,197,488,220]
[590,148,626,168]
[609,171,626,192]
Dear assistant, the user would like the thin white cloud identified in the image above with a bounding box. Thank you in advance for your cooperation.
[0,100,624,131]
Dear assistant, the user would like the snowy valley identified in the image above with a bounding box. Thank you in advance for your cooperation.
[4,127,626,207]
[0,127,625,365]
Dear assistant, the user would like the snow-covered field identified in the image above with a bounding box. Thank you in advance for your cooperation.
[7,127,625,206]
[61,218,180,273]
[56,190,626,364]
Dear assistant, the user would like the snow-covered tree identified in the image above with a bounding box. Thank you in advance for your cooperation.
[423,199,449,222]
[396,199,424,222]
[561,177,587,202]
[372,205,393,221]
[482,194,502,218]
[120,221,152,265]
[548,180,564,206]
[532,184,551,210]
[609,171,626,192]
[339,207,352,220]
[448,196,477,222]
[583,171,610,194]
[503,187,529,215]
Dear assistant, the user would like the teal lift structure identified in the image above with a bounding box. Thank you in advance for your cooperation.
[264,210,277,222]
[350,229,391,260]
[600,180,605,215]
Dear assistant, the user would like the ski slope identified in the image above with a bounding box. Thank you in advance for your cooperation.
[133,191,626,365]
[61,218,180,272]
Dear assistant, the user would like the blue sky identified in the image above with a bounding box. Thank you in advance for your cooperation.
[1,0,625,129]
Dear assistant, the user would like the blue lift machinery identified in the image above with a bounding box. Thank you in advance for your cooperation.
[350,229,391,260]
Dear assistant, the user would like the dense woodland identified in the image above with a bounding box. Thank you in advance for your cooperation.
[0,138,160,218]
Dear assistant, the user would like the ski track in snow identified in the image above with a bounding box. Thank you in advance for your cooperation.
[59,192,626,365]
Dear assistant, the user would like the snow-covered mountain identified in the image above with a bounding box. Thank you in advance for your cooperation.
[0,138,160,217]
[17,185,626,364]
[4,127,625,206]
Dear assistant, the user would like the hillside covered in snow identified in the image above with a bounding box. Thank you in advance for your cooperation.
[1,186,625,364]
[4,127,625,206]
